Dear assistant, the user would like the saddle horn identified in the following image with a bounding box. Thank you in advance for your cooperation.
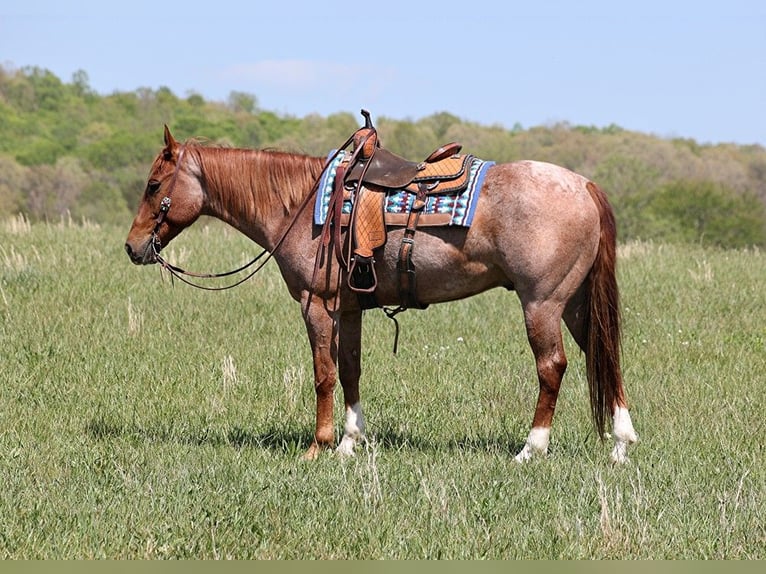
[361,109,374,129]
[353,109,378,160]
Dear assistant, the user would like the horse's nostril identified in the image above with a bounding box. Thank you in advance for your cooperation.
[125,243,134,259]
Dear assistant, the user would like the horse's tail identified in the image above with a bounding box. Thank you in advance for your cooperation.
[584,181,622,439]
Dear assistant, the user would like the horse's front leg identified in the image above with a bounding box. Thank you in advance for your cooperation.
[302,293,339,460]
[336,307,365,456]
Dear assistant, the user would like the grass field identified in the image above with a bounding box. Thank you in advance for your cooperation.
[0,215,764,559]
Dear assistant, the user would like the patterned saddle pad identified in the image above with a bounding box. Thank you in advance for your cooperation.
[314,150,495,228]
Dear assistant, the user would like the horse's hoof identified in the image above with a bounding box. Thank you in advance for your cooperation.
[336,436,358,457]
[514,444,546,463]
[514,450,531,463]
[302,443,324,461]
[610,442,631,464]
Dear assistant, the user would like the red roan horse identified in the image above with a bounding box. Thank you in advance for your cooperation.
[125,125,638,463]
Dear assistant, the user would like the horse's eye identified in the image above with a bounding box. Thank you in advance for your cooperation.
[146,180,161,196]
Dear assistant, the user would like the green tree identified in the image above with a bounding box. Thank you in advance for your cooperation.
[422,111,462,140]
[20,157,88,220]
[227,91,258,114]
[593,155,662,242]
[74,173,131,225]
[80,132,157,171]
[22,66,66,112]
[70,69,94,98]
[377,119,437,158]
[645,181,766,248]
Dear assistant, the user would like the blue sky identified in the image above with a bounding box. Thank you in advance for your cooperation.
[2,0,764,146]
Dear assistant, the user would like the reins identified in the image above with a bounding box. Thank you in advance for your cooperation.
[154,250,272,291]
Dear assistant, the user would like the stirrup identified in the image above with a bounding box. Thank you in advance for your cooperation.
[347,255,378,294]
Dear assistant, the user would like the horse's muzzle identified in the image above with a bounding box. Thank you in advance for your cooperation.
[124,241,157,265]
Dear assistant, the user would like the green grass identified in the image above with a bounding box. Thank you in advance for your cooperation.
[1,216,764,559]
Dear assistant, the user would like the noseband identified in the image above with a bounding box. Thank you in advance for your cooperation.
[150,146,186,256]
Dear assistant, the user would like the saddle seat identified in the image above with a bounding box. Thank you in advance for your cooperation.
[345,142,465,190]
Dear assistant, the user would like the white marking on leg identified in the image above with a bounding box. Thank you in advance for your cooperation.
[514,426,551,463]
[610,406,638,464]
[336,402,365,457]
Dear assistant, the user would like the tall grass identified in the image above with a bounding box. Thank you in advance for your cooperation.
[0,219,763,558]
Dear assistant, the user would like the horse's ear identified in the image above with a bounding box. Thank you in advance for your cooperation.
[163,124,178,159]
[163,124,177,148]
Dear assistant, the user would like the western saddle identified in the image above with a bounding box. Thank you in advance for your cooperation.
[319,110,472,318]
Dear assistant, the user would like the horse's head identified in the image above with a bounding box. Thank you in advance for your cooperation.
[124,126,204,264]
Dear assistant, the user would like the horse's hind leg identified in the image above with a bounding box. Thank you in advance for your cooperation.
[563,282,638,463]
[515,300,568,462]
[336,307,366,456]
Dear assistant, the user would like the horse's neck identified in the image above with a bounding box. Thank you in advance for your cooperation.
[199,148,323,249]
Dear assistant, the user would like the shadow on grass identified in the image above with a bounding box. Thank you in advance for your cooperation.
[85,414,310,454]
[370,423,526,457]
[85,414,526,456]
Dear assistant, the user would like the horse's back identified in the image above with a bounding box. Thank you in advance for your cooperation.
[480,160,596,214]
[479,159,600,232]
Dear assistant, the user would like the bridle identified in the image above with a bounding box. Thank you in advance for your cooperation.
[145,144,280,291]
[147,142,346,291]
[149,146,185,260]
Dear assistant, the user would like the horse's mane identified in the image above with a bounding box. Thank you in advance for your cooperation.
[183,139,326,219]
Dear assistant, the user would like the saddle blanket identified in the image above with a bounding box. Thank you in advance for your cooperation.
[314,150,495,227]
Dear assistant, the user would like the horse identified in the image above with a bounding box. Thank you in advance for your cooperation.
[125,125,638,463]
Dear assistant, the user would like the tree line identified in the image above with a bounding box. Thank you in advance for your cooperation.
[1,64,765,247]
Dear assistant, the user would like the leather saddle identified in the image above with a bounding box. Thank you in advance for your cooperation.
[345,144,465,189]
[321,110,470,312]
